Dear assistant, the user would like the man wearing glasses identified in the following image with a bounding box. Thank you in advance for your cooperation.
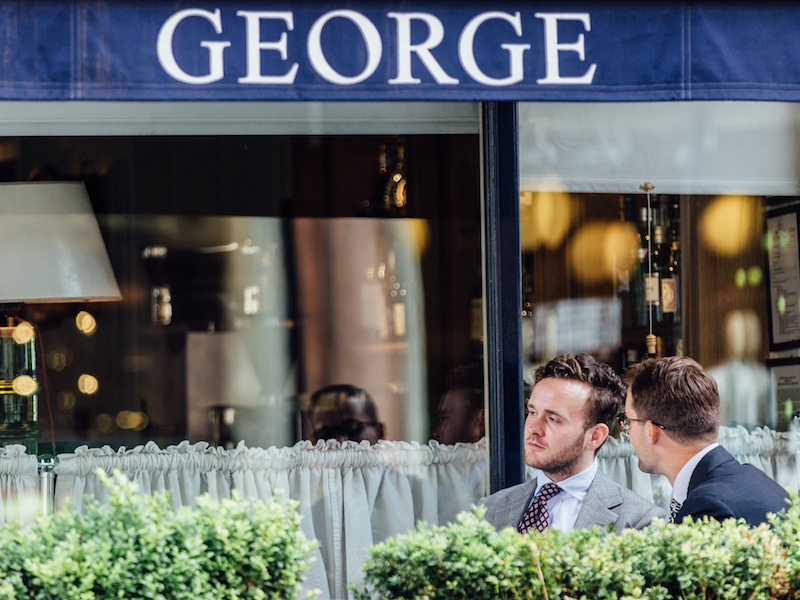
[622,356,789,526]
[306,384,385,444]
[480,353,664,534]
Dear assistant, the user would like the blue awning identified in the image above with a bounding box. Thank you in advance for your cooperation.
[2,1,800,101]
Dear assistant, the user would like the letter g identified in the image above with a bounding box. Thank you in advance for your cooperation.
[157,8,231,84]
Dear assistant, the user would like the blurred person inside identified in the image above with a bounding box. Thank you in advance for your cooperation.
[306,384,385,444]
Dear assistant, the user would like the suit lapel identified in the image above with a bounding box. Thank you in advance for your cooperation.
[574,470,623,529]
[501,480,537,529]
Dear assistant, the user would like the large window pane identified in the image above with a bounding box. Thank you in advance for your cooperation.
[1,132,484,452]
[519,101,782,431]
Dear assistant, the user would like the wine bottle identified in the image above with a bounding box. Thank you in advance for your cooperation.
[665,197,681,326]
[662,239,680,320]
[383,142,407,216]
[360,139,407,217]
[645,225,666,324]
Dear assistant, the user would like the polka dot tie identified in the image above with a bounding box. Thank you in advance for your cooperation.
[669,498,682,524]
[518,483,562,533]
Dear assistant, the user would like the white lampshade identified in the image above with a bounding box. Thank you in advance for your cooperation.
[0,181,121,303]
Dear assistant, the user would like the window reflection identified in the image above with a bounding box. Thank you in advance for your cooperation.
[522,192,770,430]
[3,133,482,451]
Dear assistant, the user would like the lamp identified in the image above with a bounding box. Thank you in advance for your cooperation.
[0,181,121,453]
[639,181,658,356]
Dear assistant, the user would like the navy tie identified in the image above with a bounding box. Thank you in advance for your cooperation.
[518,483,562,533]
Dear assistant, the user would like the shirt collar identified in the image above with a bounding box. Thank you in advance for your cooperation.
[672,442,719,503]
[536,459,598,500]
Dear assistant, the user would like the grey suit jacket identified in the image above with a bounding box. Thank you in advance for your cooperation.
[479,469,665,534]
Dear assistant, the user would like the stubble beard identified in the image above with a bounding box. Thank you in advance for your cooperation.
[525,430,587,480]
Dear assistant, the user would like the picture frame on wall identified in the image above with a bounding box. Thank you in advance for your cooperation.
[766,204,800,351]
[768,356,800,431]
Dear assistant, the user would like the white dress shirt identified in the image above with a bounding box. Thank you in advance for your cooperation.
[671,442,719,504]
[532,459,599,531]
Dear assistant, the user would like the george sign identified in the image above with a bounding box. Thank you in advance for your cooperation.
[1,1,800,101]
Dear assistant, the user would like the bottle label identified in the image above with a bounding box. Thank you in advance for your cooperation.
[644,274,660,304]
[661,278,678,313]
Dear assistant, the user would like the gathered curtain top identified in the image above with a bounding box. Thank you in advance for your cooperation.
[51,438,488,476]
[0,425,795,475]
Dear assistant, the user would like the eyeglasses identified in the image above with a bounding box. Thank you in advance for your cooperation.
[618,413,666,432]
[313,418,381,441]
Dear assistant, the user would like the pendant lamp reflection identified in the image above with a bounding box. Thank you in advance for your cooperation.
[0,182,121,454]
[0,318,39,451]
[639,181,658,356]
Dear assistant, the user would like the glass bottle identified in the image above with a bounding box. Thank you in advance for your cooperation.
[383,142,407,217]
[361,139,407,217]
[645,224,666,324]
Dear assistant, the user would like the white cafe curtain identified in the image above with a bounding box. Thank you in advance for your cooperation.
[0,445,39,524]
[45,426,800,600]
[53,438,488,600]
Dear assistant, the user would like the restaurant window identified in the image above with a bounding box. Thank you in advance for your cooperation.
[0,101,488,456]
[519,101,800,431]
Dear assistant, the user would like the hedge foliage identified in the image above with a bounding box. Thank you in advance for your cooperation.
[0,470,317,600]
[354,491,800,600]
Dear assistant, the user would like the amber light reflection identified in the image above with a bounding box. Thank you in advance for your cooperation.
[520,190,573,251]
[700,195,762,257]
[569,221,637,285]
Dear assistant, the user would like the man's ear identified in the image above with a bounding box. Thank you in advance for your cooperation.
[470,408,486,441]
[646,421,662,444]
[586,423,609,451]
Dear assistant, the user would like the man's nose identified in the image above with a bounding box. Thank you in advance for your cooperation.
[525,414,544,435]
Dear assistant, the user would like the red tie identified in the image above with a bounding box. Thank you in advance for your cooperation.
[518,483,562,533]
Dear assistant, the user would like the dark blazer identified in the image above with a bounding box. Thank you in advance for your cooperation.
[479,469,665,535]
[677,446,790,526]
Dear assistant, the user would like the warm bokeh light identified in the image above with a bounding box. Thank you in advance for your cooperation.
[11,375,37,396]
[12,321,35,344]
[95,413,115,433]
[700,195,762,256]
[57,391,76,410]
[46,347,74,372]
[521,190,573,250]
[569,221,637,285]
[77,373,99,395]
[116,410,149,431]
[75,311,97,335]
